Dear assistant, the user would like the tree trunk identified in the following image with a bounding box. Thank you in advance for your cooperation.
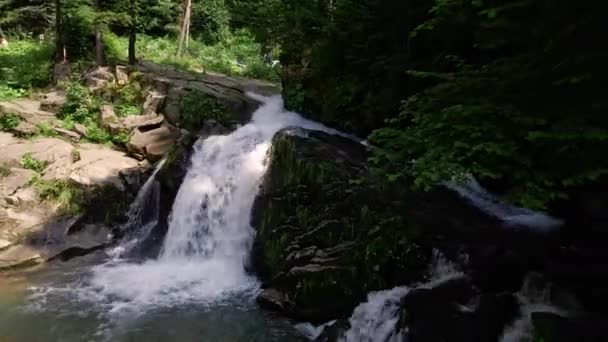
[94,0,104,65]
[177,0,192,56]
[55,0,65,62]
[128,29,137,65]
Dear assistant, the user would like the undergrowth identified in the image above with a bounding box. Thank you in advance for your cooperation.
[20,153,47,172]
[0,39,54,100]
[30,176,84,214]
[104,30,280,82]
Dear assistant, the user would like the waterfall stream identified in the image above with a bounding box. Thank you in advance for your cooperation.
[81,94,343,315]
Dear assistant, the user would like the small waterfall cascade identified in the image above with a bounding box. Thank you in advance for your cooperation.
[110,158,166,258]
[297,252,463,341]
[445,175,563,231]
[83,94,344,313]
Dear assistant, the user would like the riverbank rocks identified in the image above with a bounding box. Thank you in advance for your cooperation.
[251,129,430,322]
[127,124,181,162]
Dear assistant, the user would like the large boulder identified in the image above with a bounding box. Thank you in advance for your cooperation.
[39,90,66,113]
[127,124,181,162]
[251,129,430,322]
[84,66,115,92]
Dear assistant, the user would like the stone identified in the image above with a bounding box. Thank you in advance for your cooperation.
[54,127,81,141]
[39,90,66,113]
[0,137,74,166]
[0,99,58,127]
[198,119,229,139]
[73,123,87,137]
[127,125,180,161]
[474,293,520,341]
[115,65,129,85]
[315,320,350,342]
[44,144,142,191]
[163,86,188,125]
[84,66,115,92]
[257,288,293,312]
[12,121,37,137]
[0,168,35,198]
[122,113,164,130]
[53,63,71,83]
[100,104,118,126]
[0,239,12,251]
[142,91,166,116]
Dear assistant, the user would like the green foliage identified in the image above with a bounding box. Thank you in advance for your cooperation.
[35,121,58,137]
[58,80,96,122]
[20,153,47,172]
[0,113,20,131]
[180,90,229,130]
[32,177,84,214]
[368,0,608,209]
[113,81,142,116]
[0,163,11,178]
[0,39,54,96]
[0,0,52,35]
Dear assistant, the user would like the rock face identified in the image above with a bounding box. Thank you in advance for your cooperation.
[127,125,181,162]
[251,129,430,322]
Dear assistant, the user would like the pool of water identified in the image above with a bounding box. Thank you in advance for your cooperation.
[0,253,306,342]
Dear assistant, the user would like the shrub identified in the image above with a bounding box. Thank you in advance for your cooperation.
[180,90,229,130]
[32,178,84,214]
[0,113,21,131]
[0,39,54,95]
[20,153,47,172]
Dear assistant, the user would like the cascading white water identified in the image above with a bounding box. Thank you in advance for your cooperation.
[81,94,344,314]
[445,175,563,231]
[297,252,463,341]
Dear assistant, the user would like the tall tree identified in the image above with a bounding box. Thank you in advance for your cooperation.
[177,0,192,56]
[55,0,65,62]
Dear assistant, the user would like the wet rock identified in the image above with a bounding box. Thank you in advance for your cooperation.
[257,288,293,312]
[252,129,429,322]
[315,320,350,342]
[474,293,520,341]
[528,312,606,342]
[163,86,187,125]
[198,119,229,139]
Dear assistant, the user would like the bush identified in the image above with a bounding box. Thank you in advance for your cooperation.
[180,90,229,130]
[0,113,21,131]
[32,177,84,214]
[20,153,47,172]
[0,39,54,98]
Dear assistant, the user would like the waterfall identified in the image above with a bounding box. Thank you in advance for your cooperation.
[445,175,563,231]
[109,158,166,259]
[297,252,463,341]
[82,94,343,314]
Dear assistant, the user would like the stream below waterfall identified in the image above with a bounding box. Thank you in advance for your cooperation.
[0,94,341,342]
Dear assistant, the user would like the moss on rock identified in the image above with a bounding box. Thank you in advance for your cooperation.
[252,129,429,321]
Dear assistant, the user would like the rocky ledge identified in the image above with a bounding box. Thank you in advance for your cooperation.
[251,128,608,341]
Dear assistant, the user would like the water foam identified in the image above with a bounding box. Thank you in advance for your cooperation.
[41,94,345,317]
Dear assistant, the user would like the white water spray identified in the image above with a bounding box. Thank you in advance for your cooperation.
[445,175,563,231]
[78,95,344,314]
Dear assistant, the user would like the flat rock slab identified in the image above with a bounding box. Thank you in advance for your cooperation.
[0,168,35,198]
[43,144,142,191]
[0,137,74,166]
[0,99,58,126]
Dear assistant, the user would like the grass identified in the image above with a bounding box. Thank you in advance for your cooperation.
[20,153,47,172]
[104,29,280,82]
[30,176,84,214]
[0,113,20,131]
[0,39,54,100]
[35,121,58,137]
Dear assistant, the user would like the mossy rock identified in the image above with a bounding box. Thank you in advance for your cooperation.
[251,129,429,321]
